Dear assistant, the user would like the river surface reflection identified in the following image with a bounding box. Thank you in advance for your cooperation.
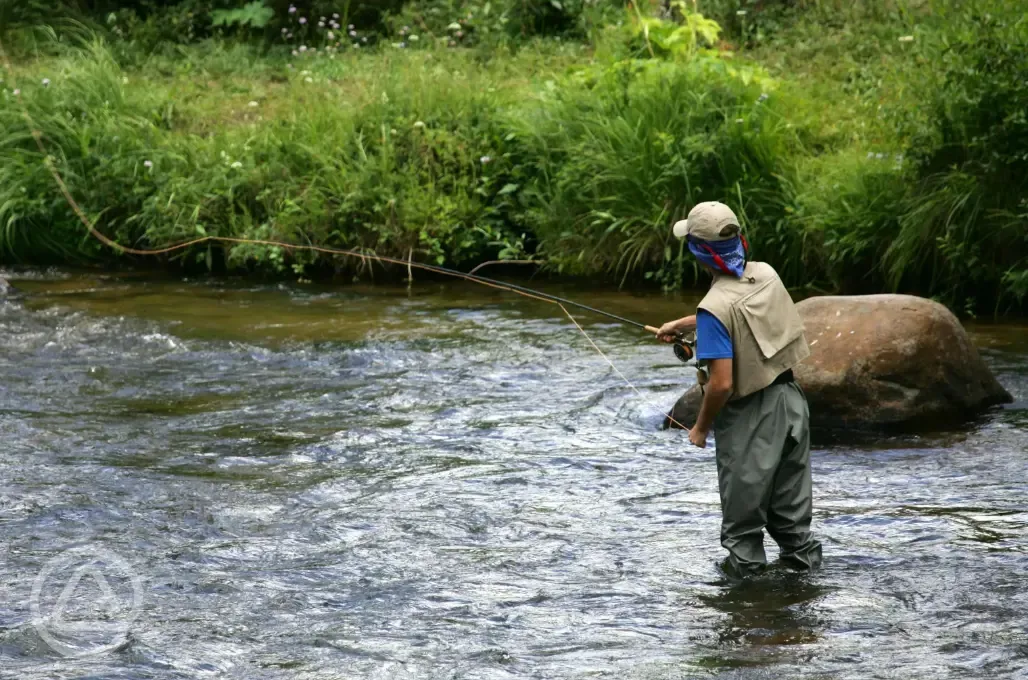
[1,270,1025,679]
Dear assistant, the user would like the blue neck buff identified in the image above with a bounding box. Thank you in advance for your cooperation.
[687,235,747,278]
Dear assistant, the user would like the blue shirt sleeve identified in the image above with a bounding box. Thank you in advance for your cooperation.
[695,309,733,360]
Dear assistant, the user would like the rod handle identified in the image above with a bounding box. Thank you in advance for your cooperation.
[645,325,684,340]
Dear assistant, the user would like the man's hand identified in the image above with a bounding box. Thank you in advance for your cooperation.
[656,315,696,343]
[691,358,732,449]
[688,426,708,448]
[656,321,679,343]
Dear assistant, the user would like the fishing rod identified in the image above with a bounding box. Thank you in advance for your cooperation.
[0,36,695,431]
[0,36,694,364]
[379,258,697,363]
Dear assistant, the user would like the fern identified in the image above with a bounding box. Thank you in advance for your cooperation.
[210,2,274,30]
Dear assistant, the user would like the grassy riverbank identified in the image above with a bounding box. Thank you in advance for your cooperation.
[1,0,1025,315]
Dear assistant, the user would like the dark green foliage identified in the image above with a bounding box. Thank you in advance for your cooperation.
[211,2,275,30]
[510,57,795,288]
[505,0,601,37]
[888,0,1028,313]
[388,0,626,45]
[1,0,1026,315]
[264,0,407,30]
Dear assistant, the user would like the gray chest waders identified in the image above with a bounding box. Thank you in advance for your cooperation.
[711,376,822,577]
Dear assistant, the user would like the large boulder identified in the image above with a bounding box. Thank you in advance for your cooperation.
[664,294,1012,433]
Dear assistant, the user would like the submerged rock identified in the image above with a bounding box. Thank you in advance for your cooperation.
[664,294,1013,433]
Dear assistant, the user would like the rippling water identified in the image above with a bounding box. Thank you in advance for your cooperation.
[1,270,1026,679]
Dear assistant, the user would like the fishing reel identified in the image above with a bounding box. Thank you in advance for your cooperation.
[645,325,697,363]
[671,331,697,363]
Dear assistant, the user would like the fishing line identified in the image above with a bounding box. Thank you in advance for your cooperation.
[0,37,693,430]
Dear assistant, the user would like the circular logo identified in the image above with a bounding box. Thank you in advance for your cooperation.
[30,546,144,658]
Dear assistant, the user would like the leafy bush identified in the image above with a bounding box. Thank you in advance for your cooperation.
[0,42,160,262]
[628,0,721,58]
[509,54,796,288]
[0,40,527,275]
[389,0,626,47]
[3,0,1026,316]
[211,2,275,31]
[887,0,1028,313]
[784,150,908,294]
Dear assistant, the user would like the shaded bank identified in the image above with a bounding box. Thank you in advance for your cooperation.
[1,0,1026,315]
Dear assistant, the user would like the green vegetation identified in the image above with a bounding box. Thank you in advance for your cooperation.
[0,0,1025,315]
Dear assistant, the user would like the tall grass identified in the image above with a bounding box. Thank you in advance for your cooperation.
[510,57,799,288]
[0,38,554,274]
[1,0,1026,315]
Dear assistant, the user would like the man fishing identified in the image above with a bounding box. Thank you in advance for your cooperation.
[656,201,822,578]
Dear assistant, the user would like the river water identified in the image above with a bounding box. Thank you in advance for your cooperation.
[1,270,1026,679]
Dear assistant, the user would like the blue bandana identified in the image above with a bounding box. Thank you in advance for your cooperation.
[687,235,746,278]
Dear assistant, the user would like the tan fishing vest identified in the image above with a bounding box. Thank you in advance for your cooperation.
[697,261,810,400]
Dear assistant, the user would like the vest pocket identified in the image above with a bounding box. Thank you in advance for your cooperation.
[736,281,805,360]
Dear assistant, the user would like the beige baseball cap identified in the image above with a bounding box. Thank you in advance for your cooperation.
[671,201,741,241]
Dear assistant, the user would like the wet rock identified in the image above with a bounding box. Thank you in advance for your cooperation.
[0,277,14,297]
[664,294,1013,433]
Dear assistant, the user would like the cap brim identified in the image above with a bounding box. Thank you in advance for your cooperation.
[672,219,689,238]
